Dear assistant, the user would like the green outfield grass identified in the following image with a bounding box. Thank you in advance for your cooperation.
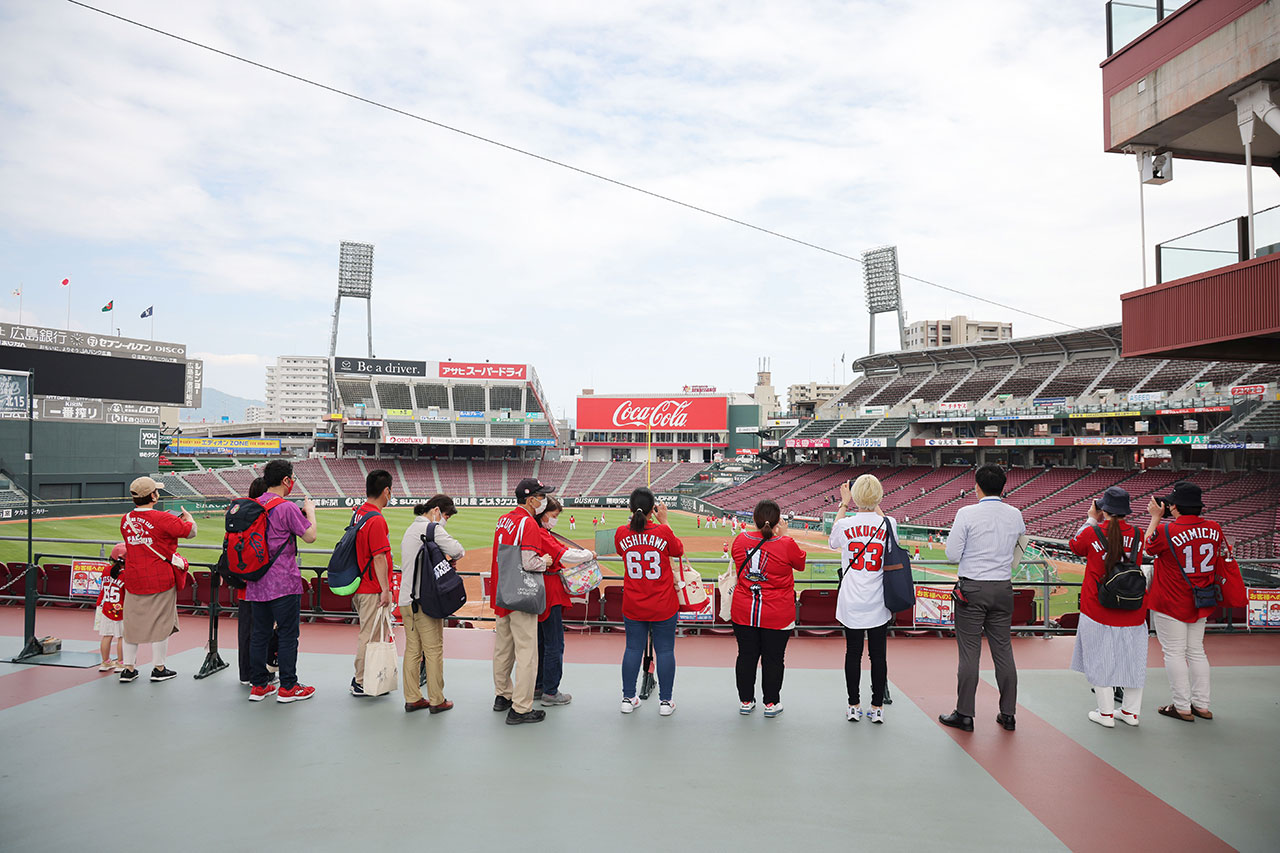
[1,507,1081,621]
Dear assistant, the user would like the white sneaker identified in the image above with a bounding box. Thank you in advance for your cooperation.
[739,701,756,715]
[868,707,884,724]
[847,705,863,722]
[1089,709,1116,728]
[99,661,114,672]
[1117,710,1140,727]
[659,700,675,716]
[763,703,783,718]
[620,696,640,714]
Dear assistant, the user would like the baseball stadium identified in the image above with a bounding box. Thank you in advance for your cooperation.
[3,3,1280,853]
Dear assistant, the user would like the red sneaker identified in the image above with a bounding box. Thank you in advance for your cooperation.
[277,683,315,703]
[248,684,278,702]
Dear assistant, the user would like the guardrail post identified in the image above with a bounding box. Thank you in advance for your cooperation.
[194,567,228,679]
[1041,560,1051,635]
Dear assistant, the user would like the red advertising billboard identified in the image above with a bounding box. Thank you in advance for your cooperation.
[438,362,527,380]
[576,396,727,431]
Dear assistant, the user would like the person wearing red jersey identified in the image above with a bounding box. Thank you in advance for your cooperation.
[118,476,196,683]
[1143,481,1223,722]
[348,469,394,697]
[95,543,128,672]
[1068,488,1147,728]
[533,497,595,708]
[489,478,560,725]
[615,487,685,716]
[731,499,806,717]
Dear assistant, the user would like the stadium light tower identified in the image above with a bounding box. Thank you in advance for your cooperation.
[862,245,905,354]
[327,241,375,413]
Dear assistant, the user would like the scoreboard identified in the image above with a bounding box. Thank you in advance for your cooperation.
[0,322,202,424]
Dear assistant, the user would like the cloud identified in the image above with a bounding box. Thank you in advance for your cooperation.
[0,0,1274,417]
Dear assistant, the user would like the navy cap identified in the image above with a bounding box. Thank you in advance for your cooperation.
[515,478,555,503]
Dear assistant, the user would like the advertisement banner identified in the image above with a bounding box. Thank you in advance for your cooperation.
[172,437,282,454]
[515,438,556,446]
[994,437,1054,446]
[1127,391,1163,404]
[70,559,109,597]
[1230,384,1265,396]
[381,433,428,444]
[1033,397,1067,407]
[427,436,471,445]
[761,439,780,448]
[1247,589,1280,628]
[334,356,427,377]
[860,405,888,417]
[1199,442,1266,450]
[384,408,412,419]
[439,362,527,380]
[1067,411,1140,419]
[315,432,336,439]
[920,438,977,446]
[786,438,830,448]
[938,401,970,410]
[472,437,516,446]
[682,385,717,394]
[456,411,485,419]
[1157,406,1230,415]
[836,437,888,448]
[916,416,977,423]
[735,448,760,455]
[913,586,954,627]
[986,414,1054,421]
[1135,420,1148,433]
[766,418,799,428]
[1073,436,1138,446]
[735,426,761,434]
[577,395,727,431]
[677,581,716,623]
[1163,435,1210,445]
[345,418,383,428]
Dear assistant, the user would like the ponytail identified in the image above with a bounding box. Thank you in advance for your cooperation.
[629,487,656,532]
[753,499,781,540]
[1102,514,1126,571]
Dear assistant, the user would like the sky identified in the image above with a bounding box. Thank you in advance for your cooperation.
[1,0,1275,421]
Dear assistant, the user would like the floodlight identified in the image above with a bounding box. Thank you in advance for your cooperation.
[337,241,374,298]
[862,245,901,313]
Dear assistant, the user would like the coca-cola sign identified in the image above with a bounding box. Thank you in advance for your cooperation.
[577,395,727,432]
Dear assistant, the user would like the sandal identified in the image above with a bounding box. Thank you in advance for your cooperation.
[1191,707,1213,720]
[1158,704,1194,722]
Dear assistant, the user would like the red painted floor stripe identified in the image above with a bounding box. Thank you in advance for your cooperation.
[891,654,1234,852]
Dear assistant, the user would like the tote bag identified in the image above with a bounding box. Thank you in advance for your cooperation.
[362,607,399,697]
[881,521,917,613]
[675,558,708,612]
[494,517,546,614]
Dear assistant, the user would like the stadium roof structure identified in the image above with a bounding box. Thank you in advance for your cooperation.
[850,324,1124,373]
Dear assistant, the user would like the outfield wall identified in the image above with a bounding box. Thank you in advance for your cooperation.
[0,421,159,502]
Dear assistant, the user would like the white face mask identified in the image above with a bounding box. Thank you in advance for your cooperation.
[545,516,559,529]
[532,496,547,514]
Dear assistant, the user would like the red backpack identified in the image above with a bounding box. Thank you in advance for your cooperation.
[216,496,289,588]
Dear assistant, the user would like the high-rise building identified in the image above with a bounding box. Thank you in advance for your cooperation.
[904,316,1013,350]
[264,356,329,423]
[787,381,844,417]
[244,404,271,424]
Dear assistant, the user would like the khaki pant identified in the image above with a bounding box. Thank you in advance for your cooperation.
[353,593,384,685]
[400,605,445,705]
[493,610,538,713]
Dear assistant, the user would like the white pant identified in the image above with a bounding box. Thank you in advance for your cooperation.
[1095,685,1143,717]
[1152,611,1210,713]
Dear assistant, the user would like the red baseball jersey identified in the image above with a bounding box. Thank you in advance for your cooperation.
[1145,515,1224,623]
[614,522,684,622]
[119,508,192,594]
[96,574,126,622]
[1068,519,1146,627]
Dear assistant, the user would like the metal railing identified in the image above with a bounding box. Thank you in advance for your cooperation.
[5,536,1275,636]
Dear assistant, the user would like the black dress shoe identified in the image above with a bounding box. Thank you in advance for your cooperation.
[939,711,974,732]
[996,713,1016,731]
[493,695,513,712]
[505,708,546,725]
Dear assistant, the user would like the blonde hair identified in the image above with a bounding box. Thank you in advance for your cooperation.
[851,474,883,510]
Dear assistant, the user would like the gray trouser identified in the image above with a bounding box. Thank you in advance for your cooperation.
[954,578,1017,717]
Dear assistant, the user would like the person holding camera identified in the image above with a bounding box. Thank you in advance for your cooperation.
[1143,481,1223,722]
[731,499,806,718]
[1068,487,1146,728]
[829,475,894,724]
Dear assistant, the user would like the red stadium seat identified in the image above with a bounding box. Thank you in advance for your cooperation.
[796,588,840,635]
[1057,611,1080,630]
[601,584,625,629]
[1011,588,1038,626]
[311,576,356,623]
[41,564,79,607]
[192,572,234,613]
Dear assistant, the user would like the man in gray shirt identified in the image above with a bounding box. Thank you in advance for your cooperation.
[939,465,1026,732]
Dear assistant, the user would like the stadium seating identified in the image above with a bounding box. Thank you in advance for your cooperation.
[182,470,234,497]
[451,384,486,411]
[1037,357,1113,397]
[412,382,450,409]
[992,361,1058,398]
[193,572,236,613]
[325,459,368,496]
[1138,360,1204,392]
[471,461,505,495]
[310,577,356,623]
[375,382,413,410]
[292,458,338,497]
[1092,358,1161,393]
[833,373,892,406]
[435,461,471,495]
[944,365,1013,403]
[909,369,972,403]
[489,385,523,410]
[867,373,928,407]
[796,588,839,635]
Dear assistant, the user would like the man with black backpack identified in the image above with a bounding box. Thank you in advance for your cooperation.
[398,496,465,713]
[245,460,318,703]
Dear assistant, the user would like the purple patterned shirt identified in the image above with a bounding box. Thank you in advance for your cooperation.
[244,495,311,602]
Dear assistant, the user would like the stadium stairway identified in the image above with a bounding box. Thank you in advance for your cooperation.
[316,458,345,495]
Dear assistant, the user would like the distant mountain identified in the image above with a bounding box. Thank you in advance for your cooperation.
[181,388,265,424]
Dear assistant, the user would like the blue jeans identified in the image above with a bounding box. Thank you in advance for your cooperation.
[537,605,565,696]
[622,615,677,702]
[251,594,300,689]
